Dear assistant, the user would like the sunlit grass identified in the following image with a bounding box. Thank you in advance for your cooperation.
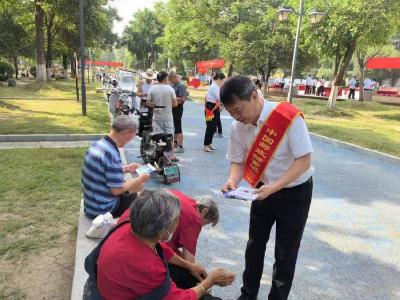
[0,80,109,134]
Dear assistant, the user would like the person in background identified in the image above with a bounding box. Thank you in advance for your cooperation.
[316,77,325,96]
[363,77,373,91]
[203,72,226,152]
[168,71,187,153]
[97,189,235,300]
[137,69,156,98]
[348,76,357,100]
[147,71,179,162]
[312,76,317,95]
[305,75,313,94]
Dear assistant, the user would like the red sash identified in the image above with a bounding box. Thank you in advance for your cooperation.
[244,102,303,187]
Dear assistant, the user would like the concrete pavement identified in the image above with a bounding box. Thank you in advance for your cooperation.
[125,101,400,300]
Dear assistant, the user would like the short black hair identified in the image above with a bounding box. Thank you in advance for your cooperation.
[213,72,226,81]
[220,75,256,106]
[157,71,168,83]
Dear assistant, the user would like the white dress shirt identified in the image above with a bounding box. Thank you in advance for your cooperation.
[227,100,314,188]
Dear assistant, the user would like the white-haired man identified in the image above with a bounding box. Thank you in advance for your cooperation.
[81,115,149,218]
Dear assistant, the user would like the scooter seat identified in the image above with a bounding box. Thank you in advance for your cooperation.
[150,133,170,142]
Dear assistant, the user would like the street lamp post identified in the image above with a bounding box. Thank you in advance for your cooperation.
[79,0,87,116]
[277,1,324,103]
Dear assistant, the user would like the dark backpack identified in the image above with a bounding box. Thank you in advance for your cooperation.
[83,220,171,300]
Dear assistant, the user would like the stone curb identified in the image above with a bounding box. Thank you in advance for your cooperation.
[310,132,400,165]
[0,134,105,142]
[71,99,128,300]
[70,147,133,300]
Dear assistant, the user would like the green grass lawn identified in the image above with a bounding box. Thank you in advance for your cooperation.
[0,148,85,298]
[0,80,109,134]
[289,98,400,157]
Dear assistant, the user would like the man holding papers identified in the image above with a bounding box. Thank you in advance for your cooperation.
[220,76,314,300]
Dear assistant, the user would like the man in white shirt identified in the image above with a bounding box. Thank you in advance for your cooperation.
[220,76,314,300]
[363,78,373,91]
[349,77,357,99]
[305,75,313,94]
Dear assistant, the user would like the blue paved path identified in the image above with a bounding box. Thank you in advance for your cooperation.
[125,101,400,300]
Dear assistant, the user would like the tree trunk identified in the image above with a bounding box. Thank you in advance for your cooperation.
[46,13,55,80]
[70,55,76,78]
[327,40,357,109]
[35,1,46,82]
[227,63,234,77]
[62,54,69,77]
[356,52,365,101]
[257,67,267,96]
[13,56,18,79]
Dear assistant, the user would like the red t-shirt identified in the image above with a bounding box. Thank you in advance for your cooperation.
[97,222,196,300]
[118,190,202,256]
[167,190,202,256]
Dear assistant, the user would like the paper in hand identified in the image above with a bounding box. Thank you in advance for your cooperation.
[135,163,156,175]
[224,186,258,201]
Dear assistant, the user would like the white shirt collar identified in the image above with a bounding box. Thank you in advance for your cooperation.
[257,99,269,125]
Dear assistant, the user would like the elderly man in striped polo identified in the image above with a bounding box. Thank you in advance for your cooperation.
[81,115,149,218]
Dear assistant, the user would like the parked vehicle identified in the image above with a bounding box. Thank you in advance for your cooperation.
[135,107,181,184]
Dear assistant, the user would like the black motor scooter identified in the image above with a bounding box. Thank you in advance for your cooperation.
[135,107,181,184]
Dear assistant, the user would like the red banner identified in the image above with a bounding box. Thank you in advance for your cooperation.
[84,60,124,67]
[196,59,225,70]
[366,57,400,69]
[244,102,302,187]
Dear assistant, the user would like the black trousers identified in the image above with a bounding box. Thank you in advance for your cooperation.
[168,264,223,300]
[111,192,137,218]
[214,109,222,134]
[241,178,313,300]
[316,86,324,96]
[204,102,217,146]
[173,105,184,134]
[348,88,355,99]
[168,264,198,289]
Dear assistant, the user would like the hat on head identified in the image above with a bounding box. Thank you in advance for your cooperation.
[142,69,157,80]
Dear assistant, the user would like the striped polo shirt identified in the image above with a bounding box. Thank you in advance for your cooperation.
[81,136,124,218]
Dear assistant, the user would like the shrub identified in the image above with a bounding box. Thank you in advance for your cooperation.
[7,78,16,87]
[0,61,14,81]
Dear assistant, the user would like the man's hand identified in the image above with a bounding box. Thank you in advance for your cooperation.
[188,262,207,282]
[221,180,237,193]
[124,163,141,174]
[254,184,278,200]
[128,173,150,193]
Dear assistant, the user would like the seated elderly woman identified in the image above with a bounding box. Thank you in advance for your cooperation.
[119,189,220,290]
[97,189,234,299]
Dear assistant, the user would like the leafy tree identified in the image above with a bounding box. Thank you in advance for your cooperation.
[304,0,400,108]
[0,3,34,78]
[123,8,164,70]
[222,1,293,86]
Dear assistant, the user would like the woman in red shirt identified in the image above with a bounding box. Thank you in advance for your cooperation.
[119,190,221,291]
[97,189,234,299]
